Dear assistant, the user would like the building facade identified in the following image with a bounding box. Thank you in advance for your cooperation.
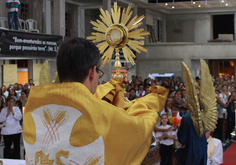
[1,0,236,85]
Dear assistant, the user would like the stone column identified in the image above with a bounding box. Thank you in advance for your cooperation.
[43,0,51,34]
[235,12,236,41]
[46,0,52,34]
[0,60,4,86]
[162,14,166,42]
[103,0,111,13]
[0,0,8,18]
[134,3,138,16]
[78,6,85,38]
[53,0,65,36]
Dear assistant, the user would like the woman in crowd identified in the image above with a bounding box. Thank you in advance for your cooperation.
[175,90,182,98]
[221,85,229,144]
[160,97,173,117]
[218,84,222,93]
[229,85,235,95]
[1,85,8,98]
[15,84,23,99]
[154,77,159,85]
[221,85,229,102]
[169,91,175,99]
[225,91,236,143]
[0,96,22,159]
[0,97,6,112]
[15,90,28,113]
[0,89,6,104]
[181,89,187,102]
[177,82,184,90]
[131,81,135,88]
[175,81,180,90]
[168,78,175,87]
[9,89,18,102]
[129,88,137,101]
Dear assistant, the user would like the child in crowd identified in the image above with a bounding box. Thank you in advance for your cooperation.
[169,107,182,149]
[156,114,176,165]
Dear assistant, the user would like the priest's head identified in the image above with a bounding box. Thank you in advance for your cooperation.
[57,37,101,94]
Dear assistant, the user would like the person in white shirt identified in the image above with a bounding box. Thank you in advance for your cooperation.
[156,114,175,165]
[206,131,223,165]
[214,89,226,143]
[159,98,172,117]
[0,96,22,159]
[136,84,145,98]
[157,98,181,127]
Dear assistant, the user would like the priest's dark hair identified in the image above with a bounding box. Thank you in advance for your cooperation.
[57,37,101,83]
[172,97,188,111]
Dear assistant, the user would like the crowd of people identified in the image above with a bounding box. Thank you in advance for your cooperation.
[124,74,235,143]
[0,72,233,163]
[122,74,234,164]
[0,79,33,159]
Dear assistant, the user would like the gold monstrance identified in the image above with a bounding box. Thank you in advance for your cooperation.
[87,2,149,82]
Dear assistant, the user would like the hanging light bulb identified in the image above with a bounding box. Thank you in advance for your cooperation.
[165,3,168,6]
[222,0,224,3]
[226,3,228,6]
[172,6,175,8]
[193,2,196,4]
[198,5,201,7]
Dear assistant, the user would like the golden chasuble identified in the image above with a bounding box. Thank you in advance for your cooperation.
[95,79,125,108]
[23,82,167,165]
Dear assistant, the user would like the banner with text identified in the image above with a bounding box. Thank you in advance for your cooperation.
[0,29,62,58]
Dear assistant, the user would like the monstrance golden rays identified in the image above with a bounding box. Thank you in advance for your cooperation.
[87,2,149,82]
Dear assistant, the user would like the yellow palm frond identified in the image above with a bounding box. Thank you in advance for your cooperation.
[122,46,136,64]
[129,29,150,40]
[111,2,121,24]
[90,20,107,33]
[120,4,132,25]
[87,33,106,43]
[101,47,114,66]
[99,8,113,26]
[97,41,109,54]
[127,40,147,53]
[127,15,145,31]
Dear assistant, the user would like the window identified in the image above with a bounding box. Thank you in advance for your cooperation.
[213,14,234,40]
[147,25,157,43]
[65,12,72,37]
[209,60,235,79]
[20,3,30,20]
[155,19,160,42]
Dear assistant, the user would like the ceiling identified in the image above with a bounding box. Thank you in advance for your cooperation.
[65,0,236,14]
[127,0,236,14]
